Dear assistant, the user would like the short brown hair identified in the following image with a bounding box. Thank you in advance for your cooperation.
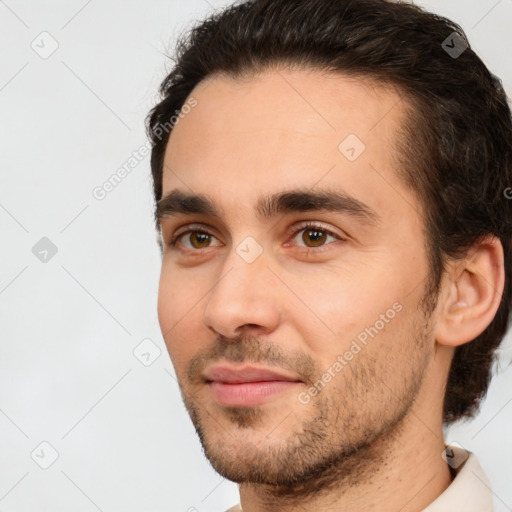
[146,0,512,424]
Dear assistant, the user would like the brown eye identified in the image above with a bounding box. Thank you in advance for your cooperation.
[289,224,341,249]
[189,232,212,249]
[302,229,329,247]
[170,229,222,250]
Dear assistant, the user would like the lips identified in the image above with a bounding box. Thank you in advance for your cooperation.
[203,364,303,384]
[203,364,303,407]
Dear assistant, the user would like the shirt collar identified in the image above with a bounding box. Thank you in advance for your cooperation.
[422,446,493,512]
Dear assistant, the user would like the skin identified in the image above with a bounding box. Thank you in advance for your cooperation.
[156,67,504,512]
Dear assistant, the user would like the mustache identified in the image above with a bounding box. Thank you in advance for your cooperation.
[186,334,318,385]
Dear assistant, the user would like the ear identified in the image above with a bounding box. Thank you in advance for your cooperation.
[435,235,505,347]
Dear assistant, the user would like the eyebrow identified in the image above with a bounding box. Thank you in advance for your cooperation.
[155,187,381,229]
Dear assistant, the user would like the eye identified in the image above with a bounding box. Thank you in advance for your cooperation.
[286,222,344,250]
[168,222,345,252]
[169,226,221,250]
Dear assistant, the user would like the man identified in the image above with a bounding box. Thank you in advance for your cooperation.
[146,0,512,510]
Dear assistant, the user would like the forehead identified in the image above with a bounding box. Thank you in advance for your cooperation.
[162,67,417,226]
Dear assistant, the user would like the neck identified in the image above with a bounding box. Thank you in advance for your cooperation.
[237,395,452,512]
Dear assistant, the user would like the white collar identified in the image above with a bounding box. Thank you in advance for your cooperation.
[422,446,493,512]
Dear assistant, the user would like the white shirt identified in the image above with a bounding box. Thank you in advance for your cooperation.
[423,447,493,512]
[224,447,493,511]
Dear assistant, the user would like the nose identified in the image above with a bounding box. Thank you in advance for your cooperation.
[202,244,281,339]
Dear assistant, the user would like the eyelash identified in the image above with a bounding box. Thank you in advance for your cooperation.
[168,221,345,254]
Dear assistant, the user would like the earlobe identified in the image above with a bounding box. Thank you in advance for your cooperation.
[435,236,505,347]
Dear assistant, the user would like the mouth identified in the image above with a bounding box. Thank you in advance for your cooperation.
[203,364,303,407]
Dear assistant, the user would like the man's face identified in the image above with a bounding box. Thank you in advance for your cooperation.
[157,68,437,489]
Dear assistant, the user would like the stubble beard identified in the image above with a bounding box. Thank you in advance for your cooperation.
[177,304,433,505]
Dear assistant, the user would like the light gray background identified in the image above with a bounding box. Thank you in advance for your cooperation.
[1,1,511,511]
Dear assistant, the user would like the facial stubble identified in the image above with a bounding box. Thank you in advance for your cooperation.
[176,305,433,505]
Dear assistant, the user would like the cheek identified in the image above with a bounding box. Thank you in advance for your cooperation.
[158,293,199,381]
[157,267,200,358]
[157,260,203,323]
[289,262,413,358]
[157,272,179,336]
